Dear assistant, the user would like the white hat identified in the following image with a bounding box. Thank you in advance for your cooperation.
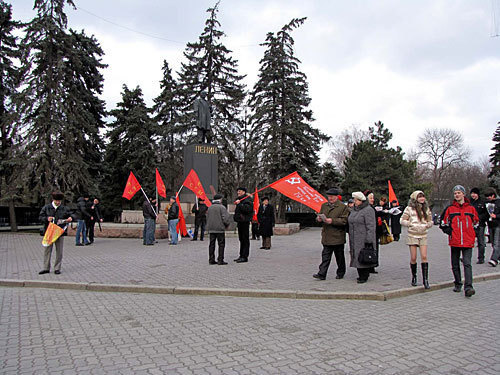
[352,192,366,201]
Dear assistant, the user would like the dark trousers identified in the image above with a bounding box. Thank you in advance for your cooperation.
[193,219,206,240]
[475,226,486,262]
[86,220,95,243]
[251,222,260,239]
[209,233,225,262]
[451,247,473,290]
[357,268,370,281]
[318,244,346,277]
[237,222,250,259]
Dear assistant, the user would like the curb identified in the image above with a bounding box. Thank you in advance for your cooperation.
[1,272,499,301]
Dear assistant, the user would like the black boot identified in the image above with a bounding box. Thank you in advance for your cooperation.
[410,263,417,286]
[422,262,430,289]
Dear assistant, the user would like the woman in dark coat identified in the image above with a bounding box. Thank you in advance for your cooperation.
[348,192,377,283]
[257,197,275,250]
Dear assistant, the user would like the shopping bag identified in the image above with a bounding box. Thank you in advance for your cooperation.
[379,220,393,245]
[42,222,65,247]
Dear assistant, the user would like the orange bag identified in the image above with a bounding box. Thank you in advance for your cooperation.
[42,222,65,247]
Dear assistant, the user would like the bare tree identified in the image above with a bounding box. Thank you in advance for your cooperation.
[417,128,471,209]
[327,125,370,172]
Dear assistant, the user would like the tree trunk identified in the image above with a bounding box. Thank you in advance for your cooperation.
[8,198,18,232]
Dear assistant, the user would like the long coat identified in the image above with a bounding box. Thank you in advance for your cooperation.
[257,203,275,237]
[348,200,376,269]
[319,200,349,246]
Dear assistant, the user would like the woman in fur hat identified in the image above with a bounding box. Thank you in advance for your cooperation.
[400,191,433,289]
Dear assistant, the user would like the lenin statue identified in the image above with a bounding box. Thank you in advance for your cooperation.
[194,92,211,143]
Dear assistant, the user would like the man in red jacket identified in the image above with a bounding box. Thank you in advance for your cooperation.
[442,185,479,297]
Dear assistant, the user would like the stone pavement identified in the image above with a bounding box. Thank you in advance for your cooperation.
[0,227,499,296]
[1,279,500,374]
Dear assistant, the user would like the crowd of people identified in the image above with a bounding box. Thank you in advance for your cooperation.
[39,184,500,298]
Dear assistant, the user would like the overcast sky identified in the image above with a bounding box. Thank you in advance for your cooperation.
[12,0,500,162]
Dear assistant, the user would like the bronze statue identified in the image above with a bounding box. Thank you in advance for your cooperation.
[194,92,211,143]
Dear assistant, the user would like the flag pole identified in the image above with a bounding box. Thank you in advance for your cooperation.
[156,186,159,214]
[140,187,157,218]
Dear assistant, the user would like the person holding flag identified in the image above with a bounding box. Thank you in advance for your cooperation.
[38,191,75,275]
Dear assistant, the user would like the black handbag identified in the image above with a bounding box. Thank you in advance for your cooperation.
[358,244,378,265]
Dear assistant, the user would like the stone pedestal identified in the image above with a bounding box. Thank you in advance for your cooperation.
[182,143,218,200]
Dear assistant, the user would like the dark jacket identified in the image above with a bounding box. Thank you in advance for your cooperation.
[143,199,156,220]
[167,201,179,220]
[233,194,253,223]
[319,200,349,246]
[39,203,74,236]
[75,197,91,221]
[89,203,102,222]
[257,203,276,238]
[348,200,376,269]
[470,197,489,226]
[485,198,500,228]
[389,205,403,236]
[192,202,208,224]
[206,200,230,233]
[442,199,478,248]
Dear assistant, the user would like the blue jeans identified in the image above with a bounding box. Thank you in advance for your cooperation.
[168,219,179,244]
[143,218,155,245]
[75,220,88,245]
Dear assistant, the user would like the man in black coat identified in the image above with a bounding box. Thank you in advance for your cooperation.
[143,197,157,246]
[470,188,488,263]
[87,198,103,244]
[233,187,253,263]
[75,194,91,246]
[39,191,75,275]
[257,196,275,250]
[191,197,208,241]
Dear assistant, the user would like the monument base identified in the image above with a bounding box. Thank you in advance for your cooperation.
[182,143,218,200]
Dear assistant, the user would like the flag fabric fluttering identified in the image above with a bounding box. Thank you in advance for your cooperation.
[42,222,66,247]
[176,195,188,236]
[156,168,167,198]
[388,180,399,205]
[182,169,211,207]
[270,171,327,213]
[252,187,260,222]
[122,171,141,200]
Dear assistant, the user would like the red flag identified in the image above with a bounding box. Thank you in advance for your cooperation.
[252,187,260,222]
[388,180,399,205]
[182,169,211,207]
[122,171,141,200]
[270,171,327,212]
[176,195,188,236]
[156,168,167,198]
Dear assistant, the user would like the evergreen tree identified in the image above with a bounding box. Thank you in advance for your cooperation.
[489,122,500,184]
[176,2,246,197]
[342,121,416,201]
[0,0,21,230]
[318,162,343,194]
[18,0,106,204]
[248,18,328,218]
[152,60,183,193]
[102,85,157,219]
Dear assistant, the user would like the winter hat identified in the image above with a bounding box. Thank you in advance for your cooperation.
[213,194,223,200]
[352,192,366,201]
[470,187,480,195]
[453,185,466,194]
[237,187,247,193]
[485,188,497,197]
[410,190,424,200]
[170,196,176,200]
[326,187,340,196]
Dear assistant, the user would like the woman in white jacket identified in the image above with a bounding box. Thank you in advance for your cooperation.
[400,190,433,289]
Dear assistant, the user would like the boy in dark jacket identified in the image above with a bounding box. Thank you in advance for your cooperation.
[484,188,500,267]
[442,185,479,297]
[206,194,230,265]
[233,187,253,263]
[39,191,74,274]
[469,188,488,263]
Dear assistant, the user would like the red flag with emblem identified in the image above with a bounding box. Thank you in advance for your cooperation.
[269,171,327,213]
[122,171,141,200]
[156,168,167,198]
[176,195,188,236]
[182,169,211,207]
[252,187,260,222]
